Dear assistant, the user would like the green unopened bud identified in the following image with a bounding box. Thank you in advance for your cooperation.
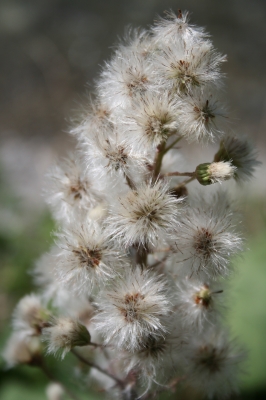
[42,317,91,359]
[196,161,236,185]
[195,163,213,185]
[73,322,91,347]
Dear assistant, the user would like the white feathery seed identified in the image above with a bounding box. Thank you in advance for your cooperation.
[184,329,245,398]
[93,267,172,352]
[124,92,179,148]
[44,153,102,224]
[176,89,227,142]
[42,317,90,359]
[214,135,261,182]
[108,181,183,249]
[54,221,127,293]
[171,195,242,279]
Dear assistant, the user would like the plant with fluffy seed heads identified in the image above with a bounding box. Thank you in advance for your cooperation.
[5,9,259,400]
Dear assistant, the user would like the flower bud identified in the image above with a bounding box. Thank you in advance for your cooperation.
[43,317,91,359]
[195,161,236,185]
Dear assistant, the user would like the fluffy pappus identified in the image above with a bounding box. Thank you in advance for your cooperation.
[214,135,261,182]
[124,92,179,148]
[107,180,184,249]
[12,294,50,337]
[152,10,207,45]
[176,89,227,142]
[171,195,242,279]
[83,131,150,188]
[154,39,226,93]
[3,333,42,368]
[93,267,172,352]
[54,221,127,293]
[184,329,245,398]
[42,317,91,359]
[175,278,224,331]
[97,50,153,111]
[44,153,103,224]
[70,97,115,141]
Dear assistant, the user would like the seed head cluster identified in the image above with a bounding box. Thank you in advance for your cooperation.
[3,10,259,400]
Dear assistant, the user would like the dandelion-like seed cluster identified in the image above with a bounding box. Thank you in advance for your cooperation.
[3,10,260,400]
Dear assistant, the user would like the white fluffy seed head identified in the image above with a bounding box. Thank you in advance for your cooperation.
[97,50,153,111]
[171,194,242,279]
[54,221,127,294]
[108,181,183,249]
[175,279,223,331]
[184,329,245,399]
[152,10,207,45]
[3,334,42,368]
[93,267,172,352]
[214,136,261,182]
[70,97,115,141]
[42,317,91,359]
[154,39,226,93]
[12,294,50,336]
[44,153,102,224]
[83,131,150,187]
[176,90,226,143]
[124,92,179,148]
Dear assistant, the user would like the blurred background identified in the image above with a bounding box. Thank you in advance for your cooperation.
[0,0,265,399]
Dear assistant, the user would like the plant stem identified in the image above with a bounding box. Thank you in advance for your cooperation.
[162,171,195,178]
[174,176,196,189]
[71,349,125,389]
[40,362,79,400]
[124,173,136,190]
[164,136,183,153]
[153,141,166,180]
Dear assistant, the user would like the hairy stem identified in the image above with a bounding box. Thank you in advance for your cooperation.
[71,349,125,389]
[153,141,166,180]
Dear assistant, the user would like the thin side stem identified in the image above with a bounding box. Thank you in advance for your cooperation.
[71,349,125,389]
[174,176,196,189]
[162,171,195,178]
[163,136,183,153]
[124,173,136,190]
[40,362,80,400]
